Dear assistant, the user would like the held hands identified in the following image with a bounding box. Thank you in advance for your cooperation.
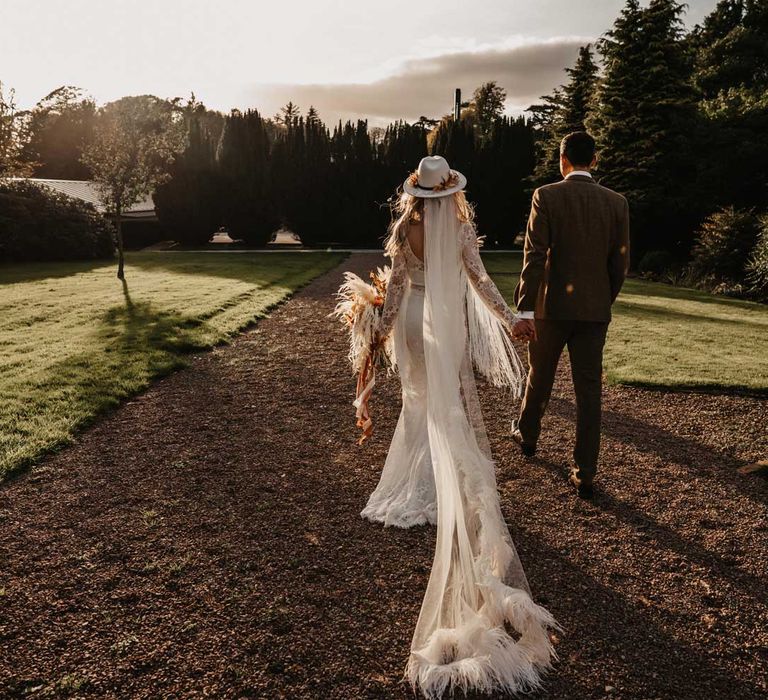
[511,317,537,343]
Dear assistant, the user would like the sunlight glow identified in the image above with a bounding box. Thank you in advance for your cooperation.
[2,0,718,122]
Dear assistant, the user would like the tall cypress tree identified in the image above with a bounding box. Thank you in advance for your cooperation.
[589,0,698,258]
[473,116,537,247]
[216,109,277,246]
[151,96,543,248]
[561,46,600,134]
[430,117,475,174]
[154,103,222,245]
[275,109,335,246]
[378,120,428,175]
[691,0,768,212]
[531,45,599,185]
[328,120,384,246]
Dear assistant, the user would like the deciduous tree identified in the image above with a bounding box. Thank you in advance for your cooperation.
[23,86,96,179]
[0,82,32,177]
[472,81,507,142]
[82,95,186,278]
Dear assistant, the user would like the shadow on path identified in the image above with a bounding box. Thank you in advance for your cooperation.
[547,395,766,500]
[513,528,765,700]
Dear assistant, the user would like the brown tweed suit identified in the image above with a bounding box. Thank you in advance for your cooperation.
[513,174,630,482]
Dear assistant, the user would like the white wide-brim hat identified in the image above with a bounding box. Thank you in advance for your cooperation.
[403,155,467,198]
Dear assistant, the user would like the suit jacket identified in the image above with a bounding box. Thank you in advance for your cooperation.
[514,174,630,322]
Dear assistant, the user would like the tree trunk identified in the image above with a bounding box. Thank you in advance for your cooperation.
[115,210,125,280]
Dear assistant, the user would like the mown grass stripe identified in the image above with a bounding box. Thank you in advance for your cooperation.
[0,252,344,480]
[486,253,768,393]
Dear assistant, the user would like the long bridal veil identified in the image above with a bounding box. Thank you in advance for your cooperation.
[406,197,558,698]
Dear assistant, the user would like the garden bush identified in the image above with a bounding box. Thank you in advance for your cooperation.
[0,180,114,262]
[689,207,759,292]
[746,215,768,301]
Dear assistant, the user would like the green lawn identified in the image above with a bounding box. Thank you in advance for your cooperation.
[485,253,768,393]
[0,252,344,480]
[1,250,765,481]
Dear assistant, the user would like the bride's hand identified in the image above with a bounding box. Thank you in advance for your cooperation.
[511,317,537,342]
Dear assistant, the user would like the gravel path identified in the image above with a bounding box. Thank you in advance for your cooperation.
[1,254,766,700]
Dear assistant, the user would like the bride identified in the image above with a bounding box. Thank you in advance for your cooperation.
[362,156,558,698]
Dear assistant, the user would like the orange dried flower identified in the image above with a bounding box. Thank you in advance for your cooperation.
[431,172,460,192]
[407,169,459,192]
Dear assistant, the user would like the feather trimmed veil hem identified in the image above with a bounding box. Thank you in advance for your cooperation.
[406,583,559,699]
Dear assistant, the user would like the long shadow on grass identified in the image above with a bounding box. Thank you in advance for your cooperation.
[0,288,213,481]
[104,283,209,356]
[614,298,768,329]
[620,278,768,311]
[505,527,765,700]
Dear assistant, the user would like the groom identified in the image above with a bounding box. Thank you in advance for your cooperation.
[511,131,630,499]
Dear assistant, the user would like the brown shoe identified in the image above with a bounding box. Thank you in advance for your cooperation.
[569,470,594,499]
[511,422,536,457]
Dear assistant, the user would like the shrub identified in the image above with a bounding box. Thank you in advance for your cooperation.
[689,207,760,289]
[746,215,768,300]
[0,180,114,262]
[638,250,676,277]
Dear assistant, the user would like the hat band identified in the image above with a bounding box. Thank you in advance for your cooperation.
[407,169,461,193]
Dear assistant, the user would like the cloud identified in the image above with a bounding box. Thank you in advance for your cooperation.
[250,37,593,126]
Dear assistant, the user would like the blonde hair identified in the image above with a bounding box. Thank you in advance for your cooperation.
[383,186,475,259]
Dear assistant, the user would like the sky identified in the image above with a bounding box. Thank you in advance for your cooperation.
[2,0,720,125]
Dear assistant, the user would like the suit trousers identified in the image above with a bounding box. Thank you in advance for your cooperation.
[518,319,609,482]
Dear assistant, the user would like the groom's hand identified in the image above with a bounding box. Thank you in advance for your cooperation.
[512,318,537,342]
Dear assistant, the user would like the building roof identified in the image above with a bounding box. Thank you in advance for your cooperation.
[9,178,156,220]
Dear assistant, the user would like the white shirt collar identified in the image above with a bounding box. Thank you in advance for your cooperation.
[565,170,593,179]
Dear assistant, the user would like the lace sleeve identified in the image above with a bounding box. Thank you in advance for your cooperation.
[378,251,408,339]
[460,224,517,328]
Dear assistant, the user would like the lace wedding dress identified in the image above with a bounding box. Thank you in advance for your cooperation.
[361,226,518,527]
[363,198,558,698]
[360,232,437,527]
